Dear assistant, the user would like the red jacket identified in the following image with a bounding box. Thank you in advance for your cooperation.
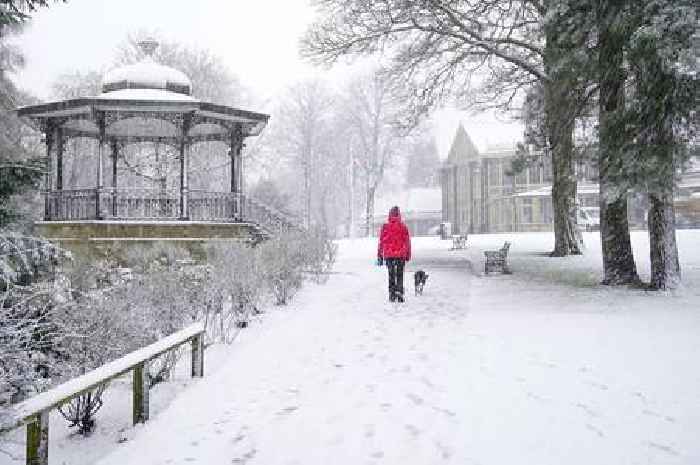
[378,208,411,261]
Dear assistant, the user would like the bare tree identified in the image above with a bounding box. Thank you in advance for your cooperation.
[302,0,593,256]
[340,69,403,236]
[272,80,335,228]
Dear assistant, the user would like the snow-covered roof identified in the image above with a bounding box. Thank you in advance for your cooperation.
[16,39,270,140]
[97,88,197,102]
[102,59,192,95]
[513,183,599,197]
[375,187,442,216]
[101,39,192,97]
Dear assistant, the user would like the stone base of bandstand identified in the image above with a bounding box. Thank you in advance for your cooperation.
[34,220,265,263]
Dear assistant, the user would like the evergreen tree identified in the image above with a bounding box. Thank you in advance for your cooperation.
[0,1,62,25]
[596,0,640,285]
[620,0,697,289]
[0,24,43,228]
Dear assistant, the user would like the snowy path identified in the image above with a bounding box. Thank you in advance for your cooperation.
[94,234,700,465]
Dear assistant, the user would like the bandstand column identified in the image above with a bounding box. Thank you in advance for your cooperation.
[229,124,243,219]
[43,122,54,220]
[110,139,119,218]
[95,111,106,220]
[179,114,192,220]
[55,126,64,191]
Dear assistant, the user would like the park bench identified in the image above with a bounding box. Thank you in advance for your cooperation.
[484,241,512,274]
[450,234,468,250]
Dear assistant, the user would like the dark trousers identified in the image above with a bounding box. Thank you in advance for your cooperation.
[385,258,405,302]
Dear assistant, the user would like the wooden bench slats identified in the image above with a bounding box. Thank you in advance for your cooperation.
[484,241,511,274]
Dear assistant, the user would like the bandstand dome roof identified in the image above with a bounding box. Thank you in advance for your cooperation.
[16,38,269,141]
[101,39,192,96]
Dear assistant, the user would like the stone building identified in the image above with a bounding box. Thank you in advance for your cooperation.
[372,187,442,236]
[440,124,599,234]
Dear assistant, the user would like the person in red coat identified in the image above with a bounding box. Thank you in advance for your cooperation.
[377,206,411,302]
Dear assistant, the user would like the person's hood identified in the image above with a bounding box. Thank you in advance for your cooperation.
[388,207,401,222]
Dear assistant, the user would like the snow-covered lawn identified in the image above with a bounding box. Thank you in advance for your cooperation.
[4,231,700,464]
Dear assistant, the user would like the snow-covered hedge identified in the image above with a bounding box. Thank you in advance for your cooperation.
[0,228,335,436]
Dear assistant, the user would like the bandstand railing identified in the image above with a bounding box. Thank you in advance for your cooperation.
[45,189,98,221]
[189,190,241,222]
[42,189,301,234]
[112,188,179,220]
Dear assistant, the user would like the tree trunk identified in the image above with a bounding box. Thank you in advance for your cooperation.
[543,9,581,257]
[544,79,580,256]
[304,149,311,228]
[648,190,680,289]
[365,184,376,237]
[597,0,639,285]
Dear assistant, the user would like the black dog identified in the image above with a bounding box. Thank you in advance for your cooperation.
[414,270,429,296]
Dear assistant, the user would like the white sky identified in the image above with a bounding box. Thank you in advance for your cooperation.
[10,0,523,158]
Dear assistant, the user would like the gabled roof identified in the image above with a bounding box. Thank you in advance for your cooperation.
[446,123,480,165]
[375,187,442,216]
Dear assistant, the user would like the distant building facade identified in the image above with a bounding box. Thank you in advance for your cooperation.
[440,124,600,234]
[372,187,442,236]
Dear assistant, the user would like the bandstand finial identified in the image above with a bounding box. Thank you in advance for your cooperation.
[137,37,159,57]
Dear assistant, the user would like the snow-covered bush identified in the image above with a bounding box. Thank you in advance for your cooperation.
[204,242,264,342]
[0,235,68,406]
[300,227,338,284]
[118,245,205,385]
[57,384,105,435]
[257,227,337,305]
[259,232,306,306]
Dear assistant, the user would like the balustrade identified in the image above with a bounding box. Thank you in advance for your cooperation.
[41,189,299,233]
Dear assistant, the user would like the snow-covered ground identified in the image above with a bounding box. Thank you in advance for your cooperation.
[3,231,700,464]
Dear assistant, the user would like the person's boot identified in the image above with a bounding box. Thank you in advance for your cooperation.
[396,288,405,303]
[389,287,395,302]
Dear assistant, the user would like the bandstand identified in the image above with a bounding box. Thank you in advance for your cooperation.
[18,39,292,256]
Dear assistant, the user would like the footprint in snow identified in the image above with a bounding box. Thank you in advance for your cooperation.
[575,402,600,418]
[525,391,549,403]
[419,376,436,390]
[405,424,421,437]
[585,423,605,437]
[644,441,679,456]
[277,406,299,415]
[642,409,676,423]
[231,448,258,464]
[585,381,609,391]
[431,405,458,419]
[435,441,453,460]
[406,393,424,405]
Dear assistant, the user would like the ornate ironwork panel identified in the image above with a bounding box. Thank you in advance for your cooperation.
[189,191,241,221]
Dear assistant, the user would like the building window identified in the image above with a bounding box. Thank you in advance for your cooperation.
[489,160,501,186]
[542,198,553,224]
[522,198,533,223]
[543,157,553,183]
